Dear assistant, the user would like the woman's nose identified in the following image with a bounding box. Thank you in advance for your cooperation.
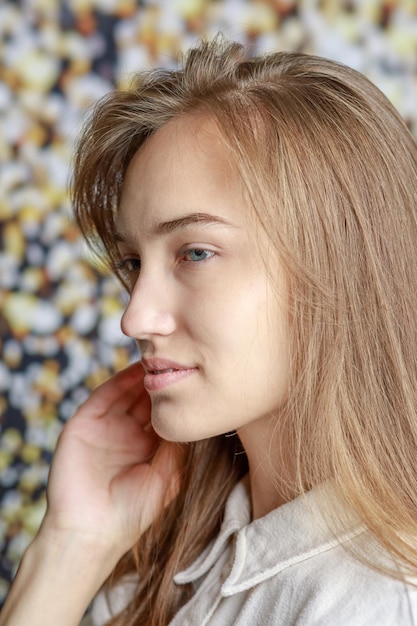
[120,276,176,340]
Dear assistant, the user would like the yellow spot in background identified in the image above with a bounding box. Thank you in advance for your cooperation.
[4,223,25,263]
[0,451,13,472]
[3,342,23,369]
[0,429,23,455]
[173,0,205,20]
[101,295,124,316]
[22,496,47,535]
[21,445,42,465]
[3,293,38,334]
[32,362,63,403]
[85,366,111,390]
[15,51,60,92]
[20,267,45,293]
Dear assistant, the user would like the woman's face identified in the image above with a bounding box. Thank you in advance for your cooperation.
[116,115,290,442]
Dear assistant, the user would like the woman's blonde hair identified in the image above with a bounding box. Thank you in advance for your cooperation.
[72,37,417,625]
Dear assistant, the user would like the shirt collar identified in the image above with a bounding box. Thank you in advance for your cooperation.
[174,478,251,584]
[174,477,365,595]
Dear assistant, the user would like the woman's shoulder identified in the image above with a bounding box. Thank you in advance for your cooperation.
[172,482,417,625]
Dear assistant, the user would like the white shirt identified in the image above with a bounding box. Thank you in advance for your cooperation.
[88,479,417,625]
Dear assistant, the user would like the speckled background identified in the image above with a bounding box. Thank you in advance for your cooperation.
[1,0,417,607]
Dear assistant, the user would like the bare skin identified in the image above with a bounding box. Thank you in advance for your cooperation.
[0,362,183,626]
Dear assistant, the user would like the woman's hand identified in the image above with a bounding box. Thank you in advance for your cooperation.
[0,362,183,626]
[41,360,183,556]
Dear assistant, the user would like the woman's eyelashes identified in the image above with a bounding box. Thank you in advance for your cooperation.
[114,257,141,277]
[180,247,215,264]
[115,246,216,278]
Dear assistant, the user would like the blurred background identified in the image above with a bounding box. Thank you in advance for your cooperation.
[1,0,417,607]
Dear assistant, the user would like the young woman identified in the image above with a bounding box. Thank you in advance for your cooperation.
[2,37,417,626]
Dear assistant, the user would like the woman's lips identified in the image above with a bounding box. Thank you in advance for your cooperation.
[141,358,198,391]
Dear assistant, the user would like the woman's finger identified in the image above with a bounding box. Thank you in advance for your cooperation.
[78,361,146,418]
[126,390,152,427]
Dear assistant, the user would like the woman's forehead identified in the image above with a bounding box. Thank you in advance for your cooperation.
[116,115,254,237]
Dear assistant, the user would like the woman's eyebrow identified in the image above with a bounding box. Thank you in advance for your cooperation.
[155,212,236,234]
[115,212,237,243]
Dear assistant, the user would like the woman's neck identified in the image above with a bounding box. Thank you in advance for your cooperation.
[238,415,295,519]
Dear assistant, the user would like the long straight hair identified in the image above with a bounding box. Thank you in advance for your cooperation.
[72,37,417,625]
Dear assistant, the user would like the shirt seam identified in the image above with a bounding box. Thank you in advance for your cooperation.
[221,524,367,595]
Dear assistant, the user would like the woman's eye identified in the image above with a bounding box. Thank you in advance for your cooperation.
[183,248,214,263]
[115,258,141,274]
